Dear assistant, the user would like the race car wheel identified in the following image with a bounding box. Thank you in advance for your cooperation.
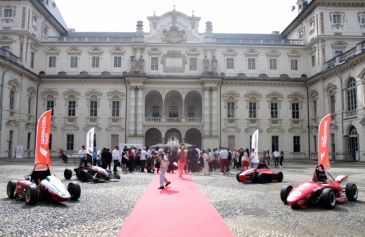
[25,185,39,205]
[79,170,92,182]
[320,188,336,209]
[251,173,258,183]
[280,185,293,204]
[7,180,17,198]
[68,182,81,201]
[64,169,72,180]
[276,172,283,182]
[257,173,267,183]
[345,183,358,201]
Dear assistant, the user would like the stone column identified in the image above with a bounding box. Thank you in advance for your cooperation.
[136,87,143,135]
[182,99,185,122]
[129,87,136,135]
[211,88,218,137]
[203,88,210,136]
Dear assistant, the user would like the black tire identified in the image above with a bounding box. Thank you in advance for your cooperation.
[79,170,91,182]
[320,188,336,209]
[257,173,266,183]
[345,183,358,201]
[280,185,293,204]
[276,172,283,182]
[251,173,258,183]
[7,180,17,198]
[64,169,72,180]
[68,182,81,201]
[25,185,38,205]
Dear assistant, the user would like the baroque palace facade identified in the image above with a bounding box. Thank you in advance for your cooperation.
[0,0,365,160]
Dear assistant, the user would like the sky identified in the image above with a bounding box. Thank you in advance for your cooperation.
[55,0,299,34]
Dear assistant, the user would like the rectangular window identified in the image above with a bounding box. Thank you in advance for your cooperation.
[226,58,234,69]
[269,58,277,70]
[311,55,315,67]
[331,133,336,159]
[68,101,76,117]
[152,106,160,117]
[248,58,256,70]
[47,100,54,115]
[227,102,235,118]
[27,97,31,114]
[335,50,343,56]
[4,9,13,17]
[333,14,341,24]
[292,103,300,119]
[66,134,74,151]
[314,135,317,153]
[27,132,31,150]
[112,101,120,117]
[249,102,256,118]
[290,59,298,70]
[90,100,97,117]
[293,136,301,152]
[189,58,197,71]
[114,56,122,68]
[188,106,195,118]
[70,56,78,68]
[92,56,99,68]
[48,56,56,68]
[313,100,317,117]
[30,52,35,69]
[330,95,336,114]
[151,57,158,71]
[271,102,278,118]
[9,91,15,110]
[272,136,279,153]
[361,16,365,24]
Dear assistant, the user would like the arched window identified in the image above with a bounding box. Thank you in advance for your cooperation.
[347,78,357,111]
[9,87,15,110]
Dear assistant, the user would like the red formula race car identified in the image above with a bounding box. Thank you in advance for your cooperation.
[6,163,81,205]
[236,164,283,183]
[280,165,358,209]
[64,165,120,182]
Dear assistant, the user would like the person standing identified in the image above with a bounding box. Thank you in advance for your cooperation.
[177,145,187,178]
[78,145,88,167]
[273,150,280,167]
[128,147,135,173]
[241,148,250,171]
[92,147,98,166]
[250,148,259,168]
[140,147,147,172]
[279,150,284,167]
[202,150,211,175]
[112,146,120,174]
[158,148,171,189]
[219,147,229,175]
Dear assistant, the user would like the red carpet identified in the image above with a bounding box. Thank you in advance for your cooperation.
[118,173,235,237]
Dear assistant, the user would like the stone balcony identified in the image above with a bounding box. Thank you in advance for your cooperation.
[290,118,304,127]
[145,117,202,124]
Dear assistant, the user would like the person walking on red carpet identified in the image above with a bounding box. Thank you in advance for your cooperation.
[158,148,171,189]
[177,144,187,178]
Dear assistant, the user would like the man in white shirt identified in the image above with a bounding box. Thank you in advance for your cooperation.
[112,146,120,174]
[273,150,280,167]
[140,147,147,172]
[78,145,88,167]
[219,147,229,175]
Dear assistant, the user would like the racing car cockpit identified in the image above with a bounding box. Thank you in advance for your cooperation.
[313,164,328,183]
[30,164,51,185]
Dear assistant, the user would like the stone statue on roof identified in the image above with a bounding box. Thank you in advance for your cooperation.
[203,56,209,72]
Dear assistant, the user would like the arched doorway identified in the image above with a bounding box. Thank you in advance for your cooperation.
[185,128,202,148]
[348,126,359,161]
[165,128,182,145]
[145,128,162,147]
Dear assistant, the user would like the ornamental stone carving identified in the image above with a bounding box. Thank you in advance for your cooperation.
[162,25,186,43]
[161,50,186,73]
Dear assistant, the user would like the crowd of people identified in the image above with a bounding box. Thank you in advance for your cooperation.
[60,145,285,176]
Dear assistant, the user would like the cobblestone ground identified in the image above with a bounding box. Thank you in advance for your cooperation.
[0,159,364,237]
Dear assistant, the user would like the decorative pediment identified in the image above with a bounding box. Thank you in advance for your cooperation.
[287,50,302,58]
[27,87,36,96]
[61,124,80,131]
[45,47,60,55]
[325,83,337,95]
[63,89,81,97]
[186,48,200,56]
[83,125,102,131]
[88,47,103,55]
[85,89,102,97]
[8,78,20,89]
[266,92,283,101]
[0,35,15,44]
[265,50,281,57]
[287,92,305,102]
[67,47,82,55]
[110,47,126,55]
[222,91,240,101]
[244,91,262,100]
[40,89,59,99]
[106,125,124,132]
[244,49,259,57]
[147,48,162,56]
[331,41,347,49]
[223,48,237,56]
[162,25,186,43]
[107,90,124,98]
[310,90,319,101]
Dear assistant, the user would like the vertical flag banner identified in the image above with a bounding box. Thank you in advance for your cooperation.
[86,127,94,154]
[318,114,331,169]
[251,129,259,161]
[35,110,52,168]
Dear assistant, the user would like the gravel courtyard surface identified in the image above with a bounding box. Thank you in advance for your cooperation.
[0,159,364,237]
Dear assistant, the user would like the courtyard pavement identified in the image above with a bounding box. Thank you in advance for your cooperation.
[0,159,364,237]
